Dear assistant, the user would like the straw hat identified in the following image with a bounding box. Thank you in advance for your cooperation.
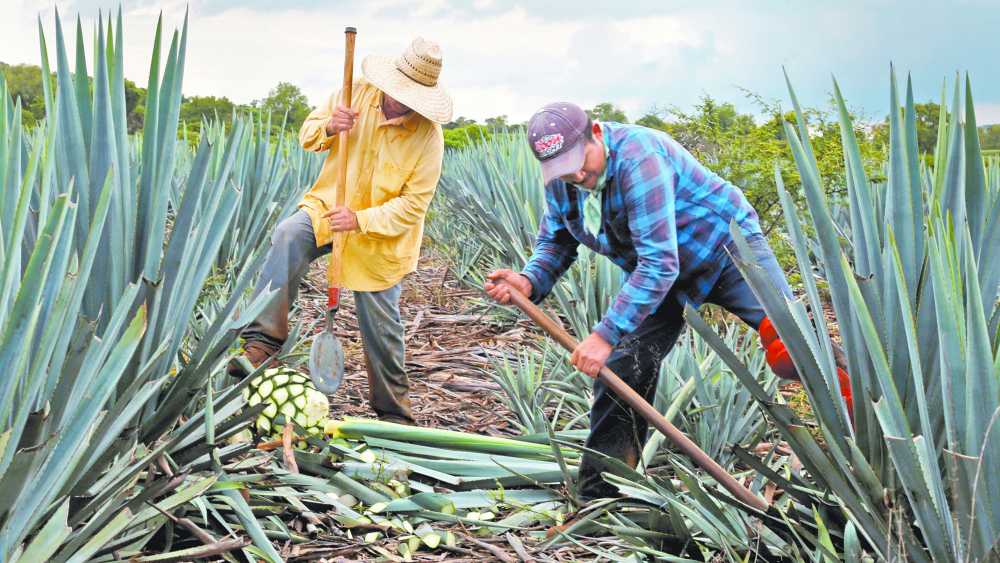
[362,37,453,124]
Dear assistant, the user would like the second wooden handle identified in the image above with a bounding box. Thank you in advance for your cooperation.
[496,278,769,512]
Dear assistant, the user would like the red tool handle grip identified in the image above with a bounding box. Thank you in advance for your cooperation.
[328,286,341,313]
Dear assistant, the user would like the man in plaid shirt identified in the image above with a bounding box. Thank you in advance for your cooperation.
[484,102,846,520]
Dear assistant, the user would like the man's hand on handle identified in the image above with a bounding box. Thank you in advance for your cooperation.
[483,270,532,304]
[325,106,359,136]
[570,332,613,378]
[322,206,359,232]
[484,270,611,378]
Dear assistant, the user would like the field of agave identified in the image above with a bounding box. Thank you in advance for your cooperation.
[430,72,1000,561]
[0,10,324,562]
[3,7,1000,563]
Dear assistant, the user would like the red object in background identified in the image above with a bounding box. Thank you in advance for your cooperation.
[765,339,801,381]
[838,367,854,425]
[760,316,854,425]
[759,316,779,348]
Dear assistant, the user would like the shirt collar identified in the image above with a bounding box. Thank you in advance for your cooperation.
[372,93,420,131]
[575,122,613,194]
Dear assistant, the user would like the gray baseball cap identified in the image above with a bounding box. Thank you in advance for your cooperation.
[528,102,590,185]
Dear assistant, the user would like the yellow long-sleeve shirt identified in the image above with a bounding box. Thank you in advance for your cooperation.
[298,78,444,292]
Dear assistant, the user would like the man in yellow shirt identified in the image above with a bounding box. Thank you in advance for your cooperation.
[231,37,451,425]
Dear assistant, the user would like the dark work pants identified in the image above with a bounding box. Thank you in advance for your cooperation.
[243,210,413,423]
[577,233,793,501]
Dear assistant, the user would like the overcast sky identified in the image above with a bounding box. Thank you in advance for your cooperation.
[4,0,1000,125]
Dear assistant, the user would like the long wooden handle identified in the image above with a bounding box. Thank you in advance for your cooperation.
[327,27,356,311]
[496,278,769,512]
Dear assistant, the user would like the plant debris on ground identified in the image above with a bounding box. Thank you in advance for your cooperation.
[216,249,610,563]
[206,245,843,563]
[299,252,525,434]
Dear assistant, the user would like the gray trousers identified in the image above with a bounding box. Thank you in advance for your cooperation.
[244,210,413,423]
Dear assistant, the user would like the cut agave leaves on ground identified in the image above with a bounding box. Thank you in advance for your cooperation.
[326,417,581,459]
[415,523,442,548]
[397,542,413,562]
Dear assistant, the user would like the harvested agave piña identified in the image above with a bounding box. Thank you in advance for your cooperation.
[248,368,330,442]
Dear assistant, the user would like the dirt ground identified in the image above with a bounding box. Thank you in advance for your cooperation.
[270,251,613,561]
[293,249,526,434]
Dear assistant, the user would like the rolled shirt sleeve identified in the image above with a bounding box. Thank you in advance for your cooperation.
[299,91,339,154]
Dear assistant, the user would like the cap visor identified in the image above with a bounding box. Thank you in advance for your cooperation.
[539,139,586,186]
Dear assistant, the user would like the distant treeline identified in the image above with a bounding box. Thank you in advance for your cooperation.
[442,97,1000,155]
[7,59,999,158]
[1,61,315,142]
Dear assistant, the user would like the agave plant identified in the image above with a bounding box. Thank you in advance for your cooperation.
[645,322,779,471]
[0,9,317,562]
[434,118,796,558]
[485,338,592,435]
[680,67,1000,561]
[434,130,545,267]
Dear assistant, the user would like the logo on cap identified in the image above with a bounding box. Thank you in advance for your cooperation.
[535,134,564,158]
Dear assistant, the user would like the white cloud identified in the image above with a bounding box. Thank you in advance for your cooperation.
[610,14,701,57]
[172,2,587,117]
[976,103,1000,126]
[4,0,1000,126]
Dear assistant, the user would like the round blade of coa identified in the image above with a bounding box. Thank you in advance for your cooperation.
[308,332,344,394]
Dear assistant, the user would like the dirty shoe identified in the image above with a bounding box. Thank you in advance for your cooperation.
[227,341,280,379]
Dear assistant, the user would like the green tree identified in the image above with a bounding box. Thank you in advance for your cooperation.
[19,109,37,128]
[912,100,945,155]
[645,91,884,287]
[635,112,666,130]
[658,92,884,235]
[979,124,1000,151]
[661,95,756,159]
[2,62,50,123]
[2,61,146,133]
[586,102,629,123]
[443,123,489,150]
[443,116,477,130]
[257,81,313,133]
[485,115,509,133]
[124,78,146,134]
[180,95,236,128]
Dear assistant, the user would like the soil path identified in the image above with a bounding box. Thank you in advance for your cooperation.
[295,250,524,434]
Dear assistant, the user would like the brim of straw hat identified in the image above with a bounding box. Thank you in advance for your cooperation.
[362,53,453,124]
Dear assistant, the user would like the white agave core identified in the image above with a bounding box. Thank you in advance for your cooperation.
[306,392,330,420]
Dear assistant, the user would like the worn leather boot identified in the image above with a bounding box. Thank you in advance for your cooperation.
[227,341,281,379]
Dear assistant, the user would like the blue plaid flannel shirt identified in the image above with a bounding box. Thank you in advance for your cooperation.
[520,122,763,346]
